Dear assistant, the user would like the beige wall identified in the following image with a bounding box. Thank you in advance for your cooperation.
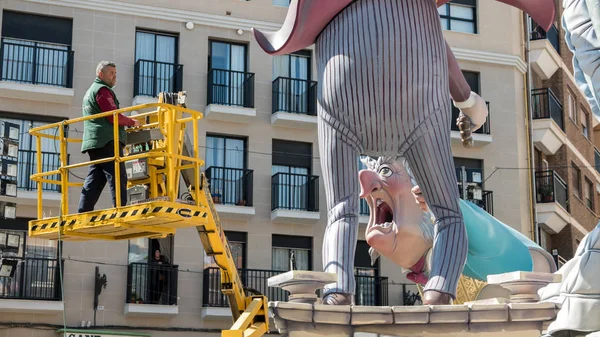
[0,0,533,335]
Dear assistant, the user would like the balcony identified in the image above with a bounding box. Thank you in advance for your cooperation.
[271,172,320,223]
[450,101,492,147]
[132,59,183,105]
[124,262,179,316]
[205,166,255,219]
[0,256,64,314]
[529,20,561,80]
[535,170,569,234]
[271,77,318,129]
[531,88,566,155]
[201,267,388,318]
[458,189,494,216]
[205,68,256,123]
[0,38,74,104]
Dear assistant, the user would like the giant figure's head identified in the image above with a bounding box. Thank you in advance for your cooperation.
[359,156,434,269]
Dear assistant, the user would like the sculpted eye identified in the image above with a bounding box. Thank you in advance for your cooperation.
[379,167,392,177]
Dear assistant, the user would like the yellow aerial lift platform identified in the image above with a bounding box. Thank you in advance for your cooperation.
[26,92,268,337]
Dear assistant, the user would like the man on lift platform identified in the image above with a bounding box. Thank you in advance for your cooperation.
[77,61,140,213]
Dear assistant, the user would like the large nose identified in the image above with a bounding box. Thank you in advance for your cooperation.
[359,169,381,198]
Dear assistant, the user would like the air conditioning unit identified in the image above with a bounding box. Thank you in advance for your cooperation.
[0,121,19,142]
[0,139,18,159]
[0,158,17,178]
[0,178,17,197]
[0,201,16,219]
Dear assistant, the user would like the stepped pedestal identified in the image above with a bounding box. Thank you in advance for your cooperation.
[267,271,563,337]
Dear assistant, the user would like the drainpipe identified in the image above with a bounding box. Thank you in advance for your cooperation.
[523,12,540,244]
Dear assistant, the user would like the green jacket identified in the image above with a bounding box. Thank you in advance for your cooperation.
[81,78,125,153]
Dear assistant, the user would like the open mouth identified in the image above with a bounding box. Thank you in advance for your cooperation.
[373,198,394,229]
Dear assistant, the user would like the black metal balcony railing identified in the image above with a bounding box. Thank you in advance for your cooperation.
[126,262,179,305]
[450,101,491,135]
[271,172,319,212]
[17,150,62,192]
[207,68,255,108]
[458,188,494,215]
[0,257,63,301]
[0,39,74,88]
[354,274,388,306]
[134,59,183,97]
[530,19,560,54]
[203,268,289,307]
[535,170,568,211]
[595,148,600,175]
[203,267,388,307]
[272,77,318,116]
[532,88,564,131]
[205,166,254,207]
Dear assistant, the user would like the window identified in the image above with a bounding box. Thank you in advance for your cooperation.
[271,140,315,210]
[272,234,312,271]
[581,108,589,138]
[205,134,247,205]
[204,231,246,269]
[208,40,248,106]
[134,29,180,96]
[585,177,594,210]
[1,11,73,88]
[273,50,313,114]
[0,113,67,192]
[572,162,581,199]
[568,92,577,124]
[438,0,477,34]
[358,156,370,216]
[273,0,290,6]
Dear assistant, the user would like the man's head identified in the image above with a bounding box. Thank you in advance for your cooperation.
[359,156,417,228]
[96,61,117,88]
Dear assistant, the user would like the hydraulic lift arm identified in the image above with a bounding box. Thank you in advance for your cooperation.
[156,92,269,337]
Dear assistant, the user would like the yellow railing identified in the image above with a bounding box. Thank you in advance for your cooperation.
[28,102,204,219]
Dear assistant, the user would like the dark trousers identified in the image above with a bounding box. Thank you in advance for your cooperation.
[78,141,128,213]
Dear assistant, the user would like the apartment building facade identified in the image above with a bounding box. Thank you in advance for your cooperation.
[528,0,600,267]
[0,0,535,336]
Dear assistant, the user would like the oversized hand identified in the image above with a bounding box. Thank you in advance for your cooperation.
[411,185,429,212]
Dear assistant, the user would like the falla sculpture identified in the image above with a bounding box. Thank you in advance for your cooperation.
[252,0,556,305]
[358,155,557,303]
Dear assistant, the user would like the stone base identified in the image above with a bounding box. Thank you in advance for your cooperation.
[268,270,337,304]
[268,301,559,337]
[487,271,562,304]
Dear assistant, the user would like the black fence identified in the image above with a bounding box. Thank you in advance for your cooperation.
[203,267,388,307]
[272,77,318,115]
[535,170,568,211]
[530,19,560,54]
[126,262,178,305]
[0,39,74,88]
[271,172,319,211]
[207,68,255,108]
[205,166,254,207]
[450,101,491,135]
[17,150,62,192]
[133,59,183,97]
[203,268,289,307]
[354,275,388,306]
[532,88,564,131]
[458,188,494,215]
[0,257,63,301]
